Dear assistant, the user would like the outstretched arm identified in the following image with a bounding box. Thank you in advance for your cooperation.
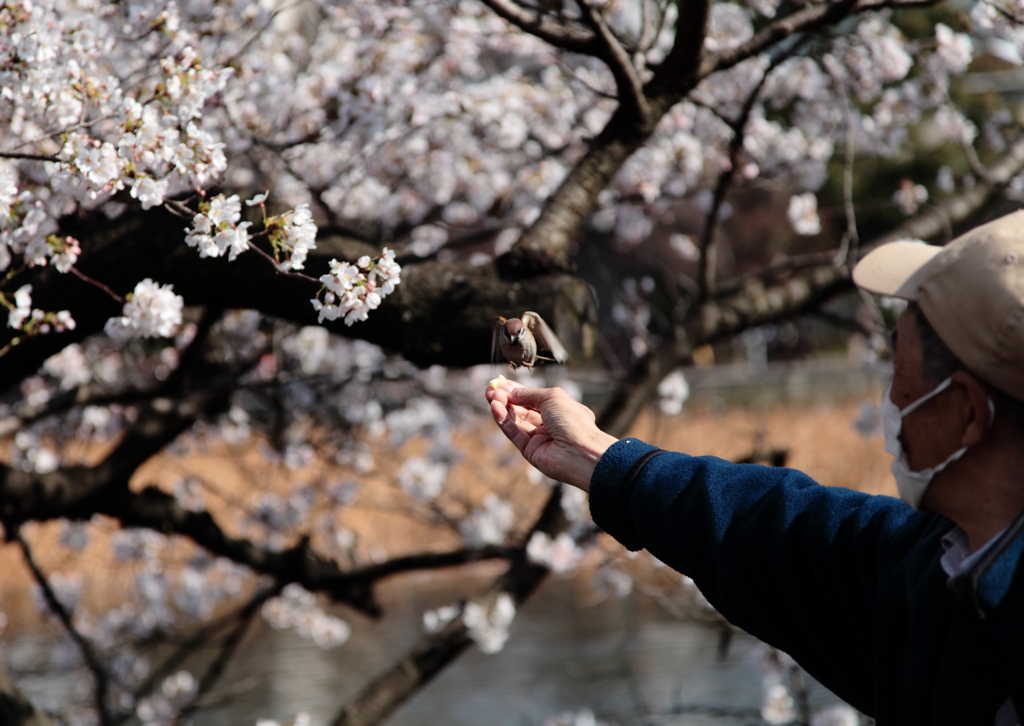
[485,379,618,491]
[484,379,942,717]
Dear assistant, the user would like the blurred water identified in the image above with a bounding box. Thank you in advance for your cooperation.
[5,569,853,726]
[187,570,848,726]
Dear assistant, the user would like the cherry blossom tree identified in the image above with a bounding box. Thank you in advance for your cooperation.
[3,0,1024,724]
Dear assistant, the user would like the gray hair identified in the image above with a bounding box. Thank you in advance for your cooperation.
[913,305,1024,433]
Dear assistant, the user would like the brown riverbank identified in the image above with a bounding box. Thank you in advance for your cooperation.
[0,394,893,625]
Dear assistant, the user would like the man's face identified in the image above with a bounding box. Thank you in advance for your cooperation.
[889,308,968,476]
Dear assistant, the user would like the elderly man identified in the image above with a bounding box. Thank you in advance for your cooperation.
[486,211,1024,725]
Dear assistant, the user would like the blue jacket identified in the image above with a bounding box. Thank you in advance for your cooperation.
[589,439,1024,724]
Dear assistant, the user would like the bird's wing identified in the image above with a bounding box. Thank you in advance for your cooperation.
[492,316,507,365]
[522,311,568,363]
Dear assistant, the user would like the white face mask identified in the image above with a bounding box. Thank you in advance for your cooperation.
[882,378,993,510]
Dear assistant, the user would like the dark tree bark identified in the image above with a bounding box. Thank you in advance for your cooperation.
[0,667,54,726]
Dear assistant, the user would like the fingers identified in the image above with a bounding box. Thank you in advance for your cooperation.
[491,400,533,456]
[485,378,525,406]
[486,382,549,465]
[489,398,509,426]
[506,386,560,410]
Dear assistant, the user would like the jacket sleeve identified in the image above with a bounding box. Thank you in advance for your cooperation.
[588,437,932,713]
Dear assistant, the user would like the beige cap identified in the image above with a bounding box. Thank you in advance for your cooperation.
[853,210,1024,401]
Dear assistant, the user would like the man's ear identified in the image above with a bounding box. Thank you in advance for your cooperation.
[951,371,993,447]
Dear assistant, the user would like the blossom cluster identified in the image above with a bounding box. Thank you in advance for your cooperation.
[397,456,447,501]
[185,194,252,261]
[526,531,586,574]
[459,494,515,547]
[462,593,517,654]
[0,0,1009,348]
[423,603,461,634]
[261,584,351,649]
[423,591,518,654]
[135,671,197,726]
[312,249,402,326]
[104,279,184,341]
[590,566,633,599]
[4,284,75,336]
[267,203,318,272]
[48,42,232,204]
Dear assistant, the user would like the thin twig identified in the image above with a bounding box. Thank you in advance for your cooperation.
[698,38,806,299]
[69,266,126,304]
[118,593,269,723]
[712,250,838,298]
[812,307,873,337]
[945,92,990,182]
[824,60,859,267]
[6,112,117,153]
[246,243,319,284]
[15,528,113,726]
[218,0,306,68]
[172,585,279,724]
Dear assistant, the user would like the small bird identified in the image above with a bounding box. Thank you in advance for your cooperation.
[492,311,568,370]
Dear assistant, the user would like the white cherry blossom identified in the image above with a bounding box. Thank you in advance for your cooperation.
[460,494,515,547]
[104,279,183,340]
[397,457,447,501]
[462,593,516,654]
[787,193,821,236]
[526,531,585,574]
[262,584,351,649]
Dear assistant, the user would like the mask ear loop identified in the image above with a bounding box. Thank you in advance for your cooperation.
[899,377,996,430]
[900,377,954,417]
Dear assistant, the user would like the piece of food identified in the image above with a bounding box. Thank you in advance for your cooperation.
[489,374,507,390]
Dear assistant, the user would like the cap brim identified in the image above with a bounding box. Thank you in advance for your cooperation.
[852,241,943,299]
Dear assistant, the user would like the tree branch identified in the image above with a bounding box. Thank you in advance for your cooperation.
[0,206,596,391]
[597,130,1024,435]
[577,1,651,127]
[700,0,938,79]
[119,487,522,615]
[697,39,804,300]
[122,585,280,722]
[13,528,112,726]
[500,0,711,277]
[651,0,710,94]
[0,152,59,162]
[344,545,521,582]
[173,586,275,724]
[0,663,56,726]
[330,486,570,726]
[477,0,598,54]
[0,383,230,523]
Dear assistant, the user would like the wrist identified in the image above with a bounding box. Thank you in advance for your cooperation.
[574,432,617,492]
[585,432,617,463]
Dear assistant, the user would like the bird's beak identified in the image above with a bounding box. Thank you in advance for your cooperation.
[509,334,517,344]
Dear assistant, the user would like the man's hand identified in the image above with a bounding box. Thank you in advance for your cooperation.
[485,379,618,492]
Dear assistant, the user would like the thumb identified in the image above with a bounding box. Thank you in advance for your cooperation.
[507,386,556,409]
